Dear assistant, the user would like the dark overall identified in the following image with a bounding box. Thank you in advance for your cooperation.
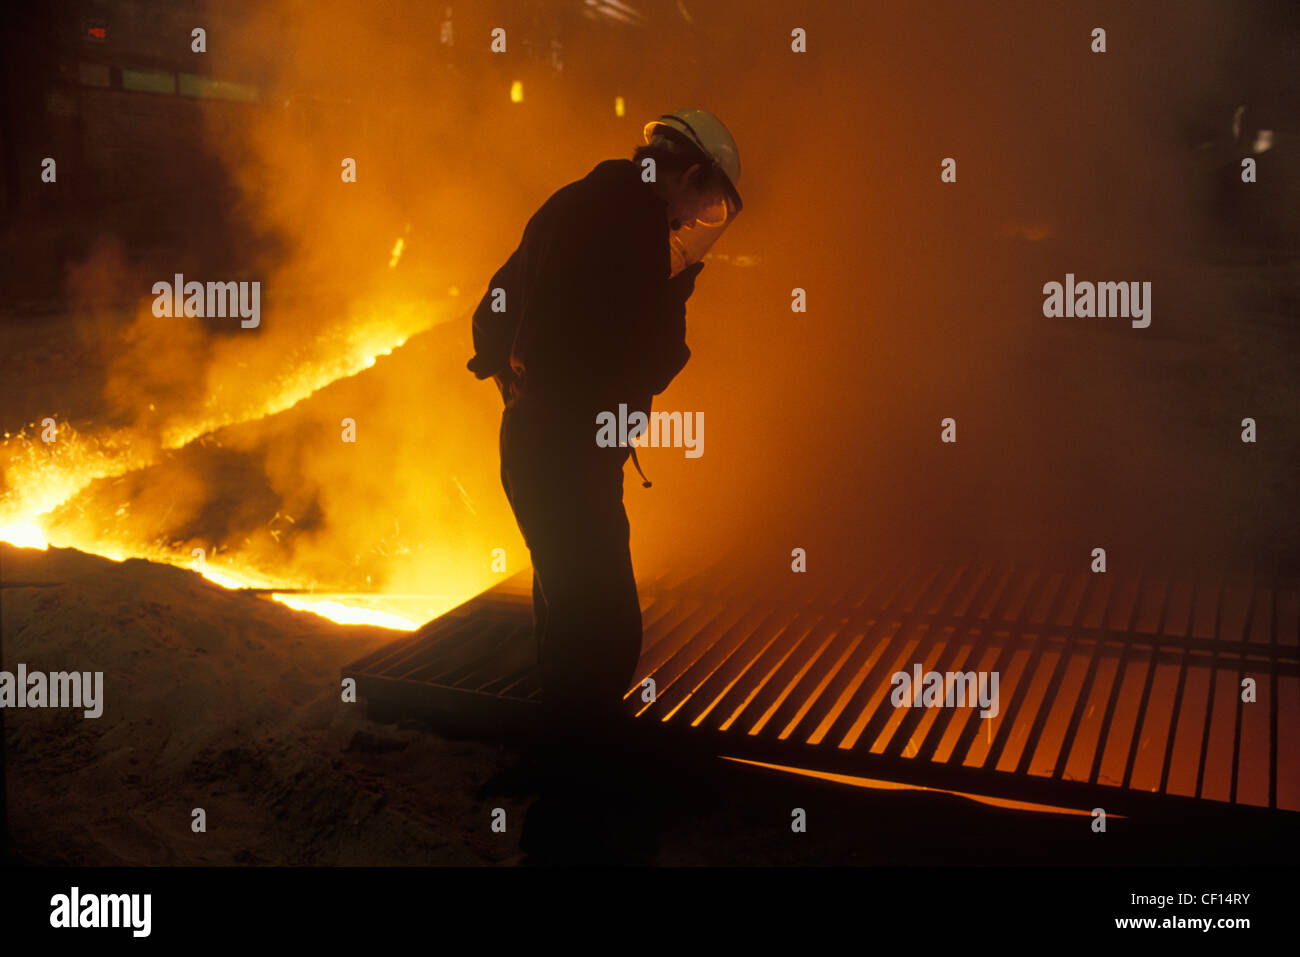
[468,159,695,857]
[499,395,642,740]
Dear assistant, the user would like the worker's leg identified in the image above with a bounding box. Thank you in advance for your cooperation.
[500,397,643,727]
[502,407,551,685]
[528,507,657,861]
[501,400,652,858]
[528,481,642,739]
[530,568,547,666]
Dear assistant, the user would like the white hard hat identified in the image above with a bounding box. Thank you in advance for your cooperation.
[643,108,742,212]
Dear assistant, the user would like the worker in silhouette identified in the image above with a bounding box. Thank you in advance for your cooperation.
[468,109,743,861]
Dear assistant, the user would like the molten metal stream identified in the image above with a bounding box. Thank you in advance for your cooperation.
[0,308,447,630]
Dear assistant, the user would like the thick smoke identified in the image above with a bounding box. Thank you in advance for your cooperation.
[10,0,1298,619]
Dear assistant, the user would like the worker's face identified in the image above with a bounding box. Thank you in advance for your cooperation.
[664,164,736,277]
[668,164,728,229]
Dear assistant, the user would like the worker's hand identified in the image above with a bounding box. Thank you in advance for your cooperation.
[667,261,705,305]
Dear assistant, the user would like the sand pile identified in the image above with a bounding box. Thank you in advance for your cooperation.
[0,543,528,865]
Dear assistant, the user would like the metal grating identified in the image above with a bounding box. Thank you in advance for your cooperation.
[343,561,1300,816]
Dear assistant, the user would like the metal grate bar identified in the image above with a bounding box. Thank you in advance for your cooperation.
[916,567,1053,764]
[1034,564,1118,780]
[1195,581,1231,799]
[666,603,806,728]
[342,560,1300,815]
[1009,567,1112,778]
[637,597,759,695]
[422,620,523,686]
[828,563,983,753]
[803,563,956,749]
[987,571,1099,773]
[635,602,791,720]
[714,577,870,734]
[1229,575,1262,804]
[778,563,929,744]
[1117,573,1165,789]
[1270,583,1280,809]
[953,570,1073,768]
[1157,575,1204,794]
[633,572,845,718]
[695,581,848,733]
[755,565,906,742]
[637,599,739,680]
[361,616,484,677]
[1080,572,1150,787]
[390,618,498,680]
[637,598,711,657]
[883,564,1008,759]
[463,624,537,692]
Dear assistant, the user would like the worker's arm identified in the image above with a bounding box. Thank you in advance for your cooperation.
[589,212,696,405]
[466,249,523,403]
[467,249,521,383]
[644,261,703,396]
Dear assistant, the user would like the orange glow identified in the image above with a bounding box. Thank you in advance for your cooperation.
[271,594,420,630]
[723,757,1120,817]
[0,309,426,526]
[0,305,478,630]
[0,522,48,550]
[0,1,545,634]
